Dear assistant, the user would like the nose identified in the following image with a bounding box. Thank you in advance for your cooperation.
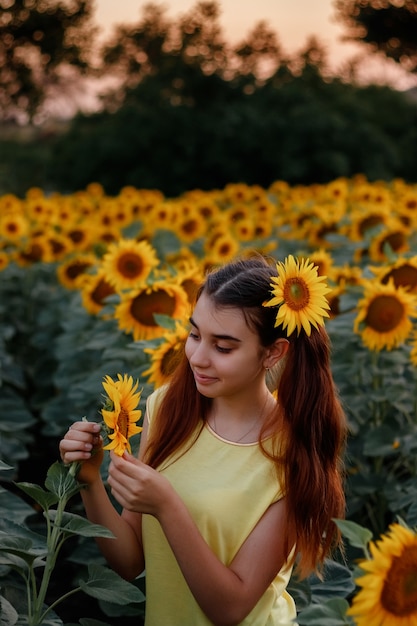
[188,340,211,369]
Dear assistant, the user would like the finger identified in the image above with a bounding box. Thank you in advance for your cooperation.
[66,422,101,436]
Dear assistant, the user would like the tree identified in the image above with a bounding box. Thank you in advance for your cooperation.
[98,1,285,111]
[0,0,97,123]
[334,0,417,72]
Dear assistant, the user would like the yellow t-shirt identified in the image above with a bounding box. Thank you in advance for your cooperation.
[142,386,297,626]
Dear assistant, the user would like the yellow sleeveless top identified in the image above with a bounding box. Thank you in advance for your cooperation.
[142,386,297,626]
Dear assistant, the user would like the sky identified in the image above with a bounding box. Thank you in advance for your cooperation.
[93,0,417,90]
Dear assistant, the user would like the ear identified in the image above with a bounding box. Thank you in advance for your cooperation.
[263,338,289,369]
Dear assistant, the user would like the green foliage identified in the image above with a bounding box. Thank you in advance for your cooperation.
[0,0,96,124]
[334,0,417,72]
[1,1,417,196]
[46,69,417,197]
[2,171,417,621]
[0,462,144,624]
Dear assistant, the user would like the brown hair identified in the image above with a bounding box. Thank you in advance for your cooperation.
[144,256,346,577]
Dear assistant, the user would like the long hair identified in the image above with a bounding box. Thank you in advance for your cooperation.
[144,256,346,577]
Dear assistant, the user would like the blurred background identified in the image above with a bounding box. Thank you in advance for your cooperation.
[1,0,417,198]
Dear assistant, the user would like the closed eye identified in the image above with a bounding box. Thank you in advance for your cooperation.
[216,345,232,354]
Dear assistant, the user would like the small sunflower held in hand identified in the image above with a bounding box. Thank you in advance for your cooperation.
[101,374,143,456]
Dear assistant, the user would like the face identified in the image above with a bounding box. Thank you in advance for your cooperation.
[185,292,269,401]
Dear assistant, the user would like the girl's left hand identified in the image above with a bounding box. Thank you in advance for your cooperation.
[107,451,173,518]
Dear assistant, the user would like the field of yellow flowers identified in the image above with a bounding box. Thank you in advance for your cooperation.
[1,175,417,625]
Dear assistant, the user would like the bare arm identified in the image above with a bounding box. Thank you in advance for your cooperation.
[108,449,293,625]
[59,420,147,580]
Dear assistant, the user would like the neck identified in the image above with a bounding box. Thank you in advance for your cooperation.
[208,390,277,443]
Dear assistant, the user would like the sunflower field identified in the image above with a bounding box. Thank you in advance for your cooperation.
[1,175,417,625]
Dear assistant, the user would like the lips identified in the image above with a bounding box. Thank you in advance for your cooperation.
[193,371,218,385]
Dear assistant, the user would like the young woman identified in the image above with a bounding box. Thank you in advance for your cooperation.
[60,255,346,626]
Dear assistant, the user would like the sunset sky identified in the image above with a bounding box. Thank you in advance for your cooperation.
[93,0,416,89]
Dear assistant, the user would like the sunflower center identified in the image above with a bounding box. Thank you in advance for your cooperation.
[382,265,417,292]
[91,279,115,306]
[365,295,404,332]
[381,545,417,616]
[379,231,406,254]
[117,406,130,440]
[117,253,145,279]
[283,278,310,310]
[130,290,176,326]
[359,214,383,236]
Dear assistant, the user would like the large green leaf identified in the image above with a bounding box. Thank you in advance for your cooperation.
[14,482,59,511]
[297,598,354,625]
[333,519,373,552]
[0,595,18,626]
[44,462,82,500]
[0,534,46,565]
[79,564,145,604]
[48,511,115,539]
[308,560,355,600]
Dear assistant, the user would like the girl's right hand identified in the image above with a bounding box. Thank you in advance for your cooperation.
[59,421,103,484]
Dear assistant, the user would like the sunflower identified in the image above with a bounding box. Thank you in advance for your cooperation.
[65,224,93,252]
[0,250,10,272]
[101,374,143,456]
[80,270,117,315]
[175,212,208,243]
[173,262,205,304]
[354,279,417,351]
[0,213,29,242]
[347,523,417,626]
[143,322,189,388]
[15,234,53,266]
[264,255,331,337]
[302,248,335,279]
[370,256,417,294]
[115,281,189,341]
[57,253,98,290]
[206,232,240,263]
[101,239,160,291]
[368,220,410,263]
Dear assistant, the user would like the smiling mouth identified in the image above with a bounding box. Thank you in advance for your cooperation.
[193,372,218,384]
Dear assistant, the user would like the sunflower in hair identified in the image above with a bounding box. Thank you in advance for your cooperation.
[264,255,331,337]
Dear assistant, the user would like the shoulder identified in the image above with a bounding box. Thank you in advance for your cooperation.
[146,384,169,425]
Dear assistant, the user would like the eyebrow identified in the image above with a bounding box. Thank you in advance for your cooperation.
[189,316,242,343]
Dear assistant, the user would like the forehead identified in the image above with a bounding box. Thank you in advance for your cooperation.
[192,292,254,337]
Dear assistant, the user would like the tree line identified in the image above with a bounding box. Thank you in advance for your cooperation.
[1,0,416,197]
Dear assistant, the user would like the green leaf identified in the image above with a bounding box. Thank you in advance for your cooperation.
[308,560,355,600]
[0,461,13,471]
[15,482,59,510]
[297,598,354,625]
[44,461,82,500]
[333,519,373,552]
[79,564,145,604]
[363,425,400,457]
[0,595,18,626]
[48,511,115,539]
[152,313,177,331]
[0,534,46,565]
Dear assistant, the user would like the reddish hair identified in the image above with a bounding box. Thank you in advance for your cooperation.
[144,256,346,577]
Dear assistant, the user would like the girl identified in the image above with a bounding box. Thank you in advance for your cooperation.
[60,255,346,626]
